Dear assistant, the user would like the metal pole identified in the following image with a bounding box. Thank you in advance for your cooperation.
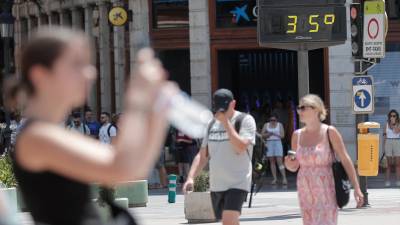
[354,0,370,208]
[298,50,310,99]
[356,113,370,207]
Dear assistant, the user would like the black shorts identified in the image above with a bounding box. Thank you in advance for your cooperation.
[211,189,248,220]
[176,144,191,163]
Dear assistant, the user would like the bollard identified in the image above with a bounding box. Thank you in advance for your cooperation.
[168,174,177,203]
[357,122,380,207]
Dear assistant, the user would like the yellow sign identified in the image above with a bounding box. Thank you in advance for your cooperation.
[357,133,379,176]
[108,7,128,26]
[364,0,385,15]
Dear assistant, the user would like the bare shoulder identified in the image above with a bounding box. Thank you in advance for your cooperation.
[16,122,107,172]
[325,124,342,139]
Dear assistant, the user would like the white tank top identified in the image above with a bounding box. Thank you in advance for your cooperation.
[266,123,281,141]
[386,123,400,139]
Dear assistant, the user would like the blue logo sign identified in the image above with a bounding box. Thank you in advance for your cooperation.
[230,4,250,23]
[354,89,371,109]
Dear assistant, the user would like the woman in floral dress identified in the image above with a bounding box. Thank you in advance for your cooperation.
[285,94,364,225]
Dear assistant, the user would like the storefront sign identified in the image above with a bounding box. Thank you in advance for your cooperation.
[216,0,257,28]
[108,7,128,26]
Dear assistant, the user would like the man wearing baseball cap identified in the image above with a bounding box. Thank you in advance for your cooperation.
[183,89,256,225]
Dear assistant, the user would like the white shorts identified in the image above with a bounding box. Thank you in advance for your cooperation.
[266,140,283,157]
[385,139,400,157]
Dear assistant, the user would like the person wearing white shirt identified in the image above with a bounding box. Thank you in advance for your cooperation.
[99,112,117,145]
[67,113,90,135]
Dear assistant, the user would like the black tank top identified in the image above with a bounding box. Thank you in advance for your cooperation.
[12,120,137,225]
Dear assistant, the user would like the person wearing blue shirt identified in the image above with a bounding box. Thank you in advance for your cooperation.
[84,109,101,138]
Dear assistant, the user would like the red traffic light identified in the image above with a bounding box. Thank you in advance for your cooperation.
[351,6,358,20]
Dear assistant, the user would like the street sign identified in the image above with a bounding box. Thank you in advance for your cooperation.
[352,76,374,114]
[363,0,385,58]
[108,7,128,26]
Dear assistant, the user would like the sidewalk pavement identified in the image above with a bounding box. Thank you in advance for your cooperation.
[18,174,400,225]
[134,174,400,225]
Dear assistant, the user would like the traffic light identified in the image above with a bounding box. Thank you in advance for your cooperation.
[350,3,363,58]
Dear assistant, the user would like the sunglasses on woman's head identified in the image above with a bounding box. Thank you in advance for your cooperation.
[297,105,314,111]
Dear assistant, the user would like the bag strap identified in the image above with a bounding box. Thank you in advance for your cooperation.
[379,152,386,163]
[205,119,216,158]
[107,124,116,137]
[297,129,302,149]
[326,125,338,161]
[234,113,252,160]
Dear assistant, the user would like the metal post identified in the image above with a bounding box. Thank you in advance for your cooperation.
[356,113,370,207]
[298,50,310,99]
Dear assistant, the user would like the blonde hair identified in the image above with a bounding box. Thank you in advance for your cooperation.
[300,94,328,121]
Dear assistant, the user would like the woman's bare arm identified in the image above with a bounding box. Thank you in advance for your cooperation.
[328,126,361,190]
[284,131,300,172]
[16,49,172,186]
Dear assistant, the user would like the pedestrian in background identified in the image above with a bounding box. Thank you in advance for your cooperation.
[99,112,117,145]
[84,109,101,138]
[383,109,400,187]
[175,130,192,184]
[67,112,90,135]
[285,94,363,225]
[262,114,287,186]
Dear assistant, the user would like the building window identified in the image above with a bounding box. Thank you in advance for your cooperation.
[152,0,189,29]
[216,0,257,28]
[386,0,400,20]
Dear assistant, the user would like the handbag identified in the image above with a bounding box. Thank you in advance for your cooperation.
[327,126,351,209]
[380,153,388,169]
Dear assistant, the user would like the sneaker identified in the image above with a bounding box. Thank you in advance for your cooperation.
[271,179,277,185]
[282,179,288,186]
[385,181,391,187]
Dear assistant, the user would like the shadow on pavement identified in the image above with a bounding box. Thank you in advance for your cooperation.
[239,213,302,222]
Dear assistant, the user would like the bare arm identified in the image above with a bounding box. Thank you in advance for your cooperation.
[182,147,209,193]
[16,49,172,186]
[279,123,285,139]
[223,120,252,154]
[328,126,361,191]
[187,147,209,180]
[261,123,269,139]
[284,131,300,172]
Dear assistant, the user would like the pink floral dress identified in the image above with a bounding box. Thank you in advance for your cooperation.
[296,127,338,225]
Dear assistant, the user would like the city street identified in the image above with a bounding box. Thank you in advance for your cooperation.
[18,178,400,225]
[134,188,400,225]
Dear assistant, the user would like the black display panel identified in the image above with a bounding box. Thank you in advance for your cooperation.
[258,5,347,43]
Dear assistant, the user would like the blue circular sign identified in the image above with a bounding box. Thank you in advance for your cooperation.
[354,89,371,109]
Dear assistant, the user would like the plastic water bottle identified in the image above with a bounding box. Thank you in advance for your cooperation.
[168,174,177,203]
[156,91,213,139]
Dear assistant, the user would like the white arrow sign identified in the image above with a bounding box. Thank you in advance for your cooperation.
[359,91,366,107]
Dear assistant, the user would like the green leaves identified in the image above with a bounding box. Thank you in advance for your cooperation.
[0,154,17,188]
[194,171,209,192]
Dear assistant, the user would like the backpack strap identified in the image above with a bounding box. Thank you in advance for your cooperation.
[205,119,216,158]
[234,113,247,133]
[83,124,88,135]
[234,113,252,160]
[107,124,116,137]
